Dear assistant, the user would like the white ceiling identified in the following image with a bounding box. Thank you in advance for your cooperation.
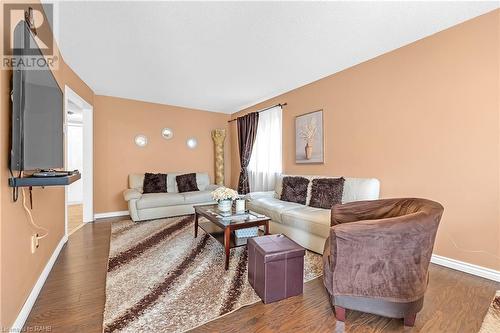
[52,1,499,113]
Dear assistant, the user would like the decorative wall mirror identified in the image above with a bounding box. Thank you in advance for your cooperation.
[134,134,148,147]
[186,137,198,149]
[161,128,173,140]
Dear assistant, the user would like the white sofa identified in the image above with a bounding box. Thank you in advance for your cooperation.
[246,175,380,253]
[123,172,219,221]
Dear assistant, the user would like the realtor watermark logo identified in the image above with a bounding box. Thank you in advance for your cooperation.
[2,3,59,70]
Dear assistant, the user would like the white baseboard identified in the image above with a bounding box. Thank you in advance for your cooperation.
[11,234,68,332]
[431,254,500,282]
[94,210,129,220]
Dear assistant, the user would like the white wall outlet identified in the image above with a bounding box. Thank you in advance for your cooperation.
[31,234,39,254]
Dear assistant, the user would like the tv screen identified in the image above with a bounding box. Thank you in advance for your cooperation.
[10,21,63,171]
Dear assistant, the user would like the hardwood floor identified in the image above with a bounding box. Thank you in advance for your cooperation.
[193,264,499,333]
[24,218,499,333]
[24,219,112,333]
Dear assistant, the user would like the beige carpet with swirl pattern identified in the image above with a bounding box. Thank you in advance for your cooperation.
[103,215,323,333]
[479,291,500,333]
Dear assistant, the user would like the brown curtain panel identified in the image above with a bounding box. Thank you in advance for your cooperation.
[237,112,259,194]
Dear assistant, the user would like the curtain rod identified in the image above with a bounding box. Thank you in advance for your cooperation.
[227,103,287,123]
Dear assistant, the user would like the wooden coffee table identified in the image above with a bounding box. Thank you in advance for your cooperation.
[194,204,270,270]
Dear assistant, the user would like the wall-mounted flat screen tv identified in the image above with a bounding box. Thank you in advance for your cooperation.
[10,21,63,171]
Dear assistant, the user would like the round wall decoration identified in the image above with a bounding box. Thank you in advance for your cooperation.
[186,137,198,149]
[161,128,174,140]
[134,134,148,147]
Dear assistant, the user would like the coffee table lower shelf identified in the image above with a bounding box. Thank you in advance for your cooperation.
[198,221,261,247]
[194,204,270,270]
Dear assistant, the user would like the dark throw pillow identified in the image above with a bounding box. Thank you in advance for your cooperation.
[176,173,199,193]
[309,177,345,209]
[143,173,167,193]
[280,176,309,205]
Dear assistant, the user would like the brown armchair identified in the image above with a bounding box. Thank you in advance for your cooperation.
[323,198,443,326]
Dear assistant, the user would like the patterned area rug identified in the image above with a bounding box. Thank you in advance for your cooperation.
[103,215,323,333]
[479,291,500,333]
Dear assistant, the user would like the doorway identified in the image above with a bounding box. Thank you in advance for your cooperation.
[64,86,93,236]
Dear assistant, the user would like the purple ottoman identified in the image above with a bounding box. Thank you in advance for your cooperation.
[248,234,305,304]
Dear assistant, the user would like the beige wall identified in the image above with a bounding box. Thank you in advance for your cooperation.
[0,2,95,327]
[231,10,500,270]
[94,95,231,213]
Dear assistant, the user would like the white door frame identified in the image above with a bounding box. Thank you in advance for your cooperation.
[64,85,93,236]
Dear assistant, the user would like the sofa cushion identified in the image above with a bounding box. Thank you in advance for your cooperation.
[309,177,345,209]
[143,173,168,193]
[280,176,309,205]
[129,173,145,190]
[129,173,211,192]
[247,197,304,223]
[136,193,185,210]
[341,177,380,203]
[176,173,199,193]
[182,190,213,204]
[275,174,313,204]
[166,173,210,192]
[275,174,380,205]
[281,206,331,238]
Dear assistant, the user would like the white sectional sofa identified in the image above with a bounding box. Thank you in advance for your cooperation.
[246,175,380,253]
[123,172,219,221]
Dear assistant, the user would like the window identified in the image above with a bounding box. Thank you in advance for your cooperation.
[248,106,282,191]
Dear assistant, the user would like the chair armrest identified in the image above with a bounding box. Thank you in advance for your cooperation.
[245,191,275,201]
[331,198,440,225]
[123,188,142,201]
[329,212,439,302]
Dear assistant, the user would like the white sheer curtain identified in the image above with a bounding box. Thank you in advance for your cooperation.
[248,106,282,192]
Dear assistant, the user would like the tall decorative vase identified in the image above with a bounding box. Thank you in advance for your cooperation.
[211,129,226,186]
[217,199,232,213]
[305,143,313,160]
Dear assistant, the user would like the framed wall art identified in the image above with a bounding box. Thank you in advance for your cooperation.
[295,110,324,164]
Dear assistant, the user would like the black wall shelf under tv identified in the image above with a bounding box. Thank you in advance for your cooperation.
[9,173,81,188]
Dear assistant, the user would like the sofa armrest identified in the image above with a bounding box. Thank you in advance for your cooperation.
[245,191,275,201]
[123,188,142,201]
[329,213,438,302]
[205,184,221,191]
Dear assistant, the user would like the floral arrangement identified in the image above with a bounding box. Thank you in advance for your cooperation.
[299,118,317,144]
[212,186,239,202]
